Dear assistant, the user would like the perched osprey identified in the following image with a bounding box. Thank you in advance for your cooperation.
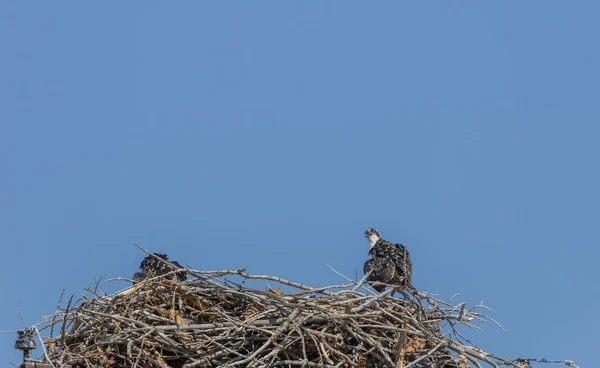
[363,228,412,292]
[133,253,187,283]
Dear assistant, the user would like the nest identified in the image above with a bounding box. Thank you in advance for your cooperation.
[33,255,574,368]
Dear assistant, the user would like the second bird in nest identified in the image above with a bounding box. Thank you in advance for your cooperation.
[133,253,187,283]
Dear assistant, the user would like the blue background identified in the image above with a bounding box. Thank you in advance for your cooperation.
[1,2,598,367]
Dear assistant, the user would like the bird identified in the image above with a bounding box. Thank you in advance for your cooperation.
[363,228,412,292]
[133,253,187,283]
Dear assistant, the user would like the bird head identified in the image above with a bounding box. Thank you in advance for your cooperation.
[364,228,382,248]
[132,271,146,284]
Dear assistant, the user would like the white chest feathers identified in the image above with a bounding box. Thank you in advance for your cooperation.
[367,234,381,248]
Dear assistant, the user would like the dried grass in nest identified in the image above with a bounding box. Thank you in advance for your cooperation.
[33,254,576,368]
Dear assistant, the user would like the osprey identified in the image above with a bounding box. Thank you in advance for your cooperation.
[363,228,412,292]
[133,253,187,283]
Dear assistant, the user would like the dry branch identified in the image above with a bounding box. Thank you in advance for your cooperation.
[23,254,576,368]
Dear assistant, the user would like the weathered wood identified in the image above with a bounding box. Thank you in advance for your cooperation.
[21,363,69,368]
[26,244,576,368]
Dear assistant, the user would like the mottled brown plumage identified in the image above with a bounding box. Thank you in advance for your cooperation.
[134,253,186,283]
[363,228,412,292]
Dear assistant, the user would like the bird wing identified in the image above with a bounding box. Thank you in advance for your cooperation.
[363,258,387,292]
[392,243,412,286]
[363,258,374,276]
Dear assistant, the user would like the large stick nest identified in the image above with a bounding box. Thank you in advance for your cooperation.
[35,255,575,368]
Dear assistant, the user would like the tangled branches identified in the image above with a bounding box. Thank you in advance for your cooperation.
[32,263,575,368]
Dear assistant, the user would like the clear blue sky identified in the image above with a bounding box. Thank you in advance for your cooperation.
[1,2,598,367]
